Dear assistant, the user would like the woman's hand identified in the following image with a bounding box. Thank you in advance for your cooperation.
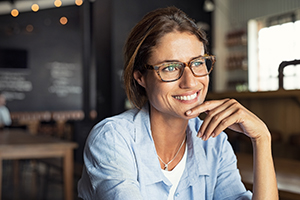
[186,98,278,199]
[185,98,270,141]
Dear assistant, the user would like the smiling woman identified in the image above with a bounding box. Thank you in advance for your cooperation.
[78,6,278,200]
[133,31,209,121]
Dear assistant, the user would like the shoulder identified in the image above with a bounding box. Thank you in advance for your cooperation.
[86,107,150,147]
[88,109,137,142]
[83,108,146,165]
[0,106,9,112]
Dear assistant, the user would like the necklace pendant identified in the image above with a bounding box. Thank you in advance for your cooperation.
[164,164,168,171]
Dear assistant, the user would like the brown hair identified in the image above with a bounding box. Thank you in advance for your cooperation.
[123,6,208,109]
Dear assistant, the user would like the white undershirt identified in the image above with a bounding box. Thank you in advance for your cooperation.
[162,145,187,200]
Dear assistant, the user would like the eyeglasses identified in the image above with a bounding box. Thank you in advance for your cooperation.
[145,54,216,82]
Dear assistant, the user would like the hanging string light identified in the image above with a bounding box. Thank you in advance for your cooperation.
[31,4,39,12]
[54,0,62,7]
[11,8,19,17]
[9,0,19,17]
[75,0,84,6]
[9,0,84,18]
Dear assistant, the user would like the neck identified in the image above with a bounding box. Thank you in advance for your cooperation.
[151,114,187,151]
[149,107,188,170]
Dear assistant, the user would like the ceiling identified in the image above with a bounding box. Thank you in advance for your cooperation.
[0,0,76,15]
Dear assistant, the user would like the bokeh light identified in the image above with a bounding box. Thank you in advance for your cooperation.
[60,16,68,25]
[11,9,19,17]
[26,25,34,33]
[31,4,39,12]
[54,0,62,7]
[75,0,83,6]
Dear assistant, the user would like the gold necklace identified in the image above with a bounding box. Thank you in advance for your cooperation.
[157,136,186,171]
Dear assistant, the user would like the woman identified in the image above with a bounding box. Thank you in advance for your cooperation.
[78,6,278,200]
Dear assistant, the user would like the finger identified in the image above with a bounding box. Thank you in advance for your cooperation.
[185,98,230,117]
[198,99,234,138]
[210,108,243,139]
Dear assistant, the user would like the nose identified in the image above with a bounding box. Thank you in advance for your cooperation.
[179,66,198,88]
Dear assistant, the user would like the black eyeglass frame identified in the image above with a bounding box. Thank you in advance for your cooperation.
[145,54,216,82]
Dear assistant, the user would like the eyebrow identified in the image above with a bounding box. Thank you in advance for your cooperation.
[154,54,204,65]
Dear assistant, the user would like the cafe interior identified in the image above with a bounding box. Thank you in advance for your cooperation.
[0,0,300,199]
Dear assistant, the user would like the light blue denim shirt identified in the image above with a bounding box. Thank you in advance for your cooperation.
[78,105,252,200]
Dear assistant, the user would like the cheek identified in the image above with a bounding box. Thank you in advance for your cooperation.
[199,76,210,100]
[145,82,165,100]
[145,80,173,105]
[201,75,209,87]
[143,75,161,100]
[204,76,210,89]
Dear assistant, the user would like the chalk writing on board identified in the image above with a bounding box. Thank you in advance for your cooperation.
[47,62,82,97]
[0,72,32,91]
[0,72,32,100]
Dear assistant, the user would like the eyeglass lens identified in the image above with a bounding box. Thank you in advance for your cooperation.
[159,57,213,81]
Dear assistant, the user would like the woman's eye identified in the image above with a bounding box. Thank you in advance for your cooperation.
[192,60,204,67]
[162,64,179,72]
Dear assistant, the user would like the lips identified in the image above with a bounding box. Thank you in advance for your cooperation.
[173,92,198,101]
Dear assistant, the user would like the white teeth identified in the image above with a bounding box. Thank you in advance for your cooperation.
[174,92,197,101]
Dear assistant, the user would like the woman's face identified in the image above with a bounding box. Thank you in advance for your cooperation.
[135,31,209,119]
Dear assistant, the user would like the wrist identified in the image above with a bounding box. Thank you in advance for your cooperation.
[251,131,272,149]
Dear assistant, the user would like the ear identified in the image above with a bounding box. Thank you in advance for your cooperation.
[133,70,146,88]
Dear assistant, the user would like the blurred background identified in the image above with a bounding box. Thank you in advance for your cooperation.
[0,0,300,199]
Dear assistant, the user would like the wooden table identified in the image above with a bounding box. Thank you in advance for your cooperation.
[0,129,78,200]
[237,153,300,199]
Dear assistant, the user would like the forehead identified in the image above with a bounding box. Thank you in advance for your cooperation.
[150,31,204,63]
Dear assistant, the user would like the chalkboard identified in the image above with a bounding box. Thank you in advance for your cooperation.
[0,6,82,112]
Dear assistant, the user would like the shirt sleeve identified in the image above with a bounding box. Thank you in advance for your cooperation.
[213,134,252,200]
[0,107,11,126]
[78,121,143,200]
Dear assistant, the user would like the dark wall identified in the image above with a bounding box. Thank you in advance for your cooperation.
[0,6,82,112]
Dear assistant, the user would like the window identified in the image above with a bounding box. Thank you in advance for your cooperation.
[248,12,300,91]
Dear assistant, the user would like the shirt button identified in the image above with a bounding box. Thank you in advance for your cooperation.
[175,193,180,197]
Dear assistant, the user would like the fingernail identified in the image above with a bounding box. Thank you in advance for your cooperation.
[186,110,192,116]
[197,132,202,138]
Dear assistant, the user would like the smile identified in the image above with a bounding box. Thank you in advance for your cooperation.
[173,92,197,101]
